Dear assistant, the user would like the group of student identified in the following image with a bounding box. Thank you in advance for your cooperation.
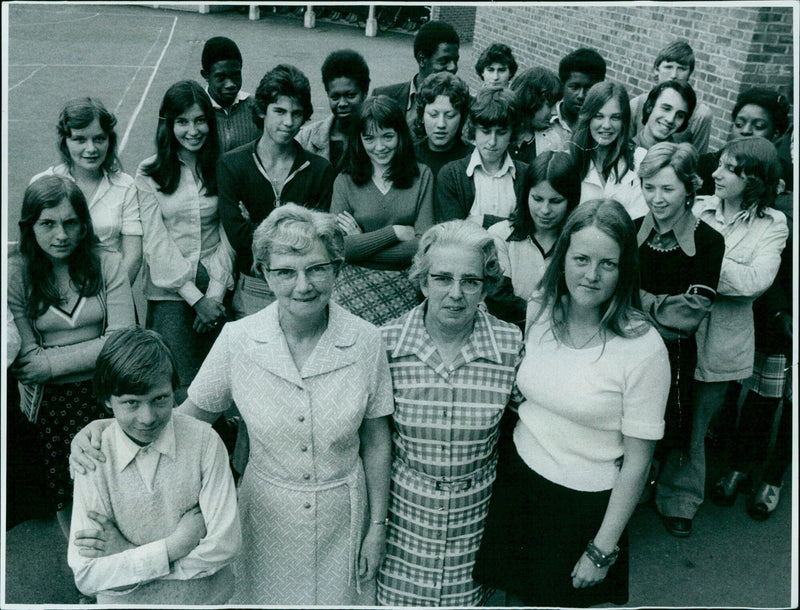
[5,17,793,608]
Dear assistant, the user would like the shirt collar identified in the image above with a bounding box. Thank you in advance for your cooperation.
[551,100,572,132]
[637,210,698,256]
[697,195,758,227]
[391,302,504,365]
[52,163,122,185]
[466,148,516,178]
[205,87,250,111]
[407,77,419,112]
[113,416,176,473]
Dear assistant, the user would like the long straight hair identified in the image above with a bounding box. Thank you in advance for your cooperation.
[508,151,581,242]
[18,175,101,317]
[343,95,419,189]
[532,198,647,343]
[141,80,219,195]
[570,81,634,184]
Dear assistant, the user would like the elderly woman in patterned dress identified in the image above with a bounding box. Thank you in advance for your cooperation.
[377,220,523,606]
[71,204,393,605]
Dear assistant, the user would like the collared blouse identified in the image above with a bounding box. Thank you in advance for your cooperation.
[581,149,648,220]
[381,303,523,479]
[691,196,788,381]
[31,164,142,255]
[136,156,234,305]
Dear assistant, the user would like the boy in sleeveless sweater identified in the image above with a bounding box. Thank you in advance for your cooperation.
[68,327,241,605]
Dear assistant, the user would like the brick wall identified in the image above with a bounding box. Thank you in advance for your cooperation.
[469,5,794,151]
[430,5,476,43]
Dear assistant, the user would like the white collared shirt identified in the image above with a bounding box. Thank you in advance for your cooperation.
[136,157,235,305]
[68,414,241,596]
[465,149,517,228]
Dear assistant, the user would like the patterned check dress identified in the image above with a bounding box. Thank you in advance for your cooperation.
[377,304,522,606]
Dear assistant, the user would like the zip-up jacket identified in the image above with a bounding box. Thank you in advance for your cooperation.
[217,139,334,275]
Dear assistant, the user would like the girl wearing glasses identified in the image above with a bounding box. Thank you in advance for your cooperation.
[377,221,523,606]
[136,80,234,402]
[70,204,393,605]
[474,199,670,607]
[331,95,434,326]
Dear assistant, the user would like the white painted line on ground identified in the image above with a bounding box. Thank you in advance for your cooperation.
[119,15,178,154]
[115,27,165,115]
[8,64,46,92]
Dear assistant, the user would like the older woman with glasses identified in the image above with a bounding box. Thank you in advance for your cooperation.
[377,221,523,607]
[70,204,393,605]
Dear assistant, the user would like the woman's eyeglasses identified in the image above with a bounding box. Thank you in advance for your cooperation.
[428,274,485,294]
[266,261,340,284]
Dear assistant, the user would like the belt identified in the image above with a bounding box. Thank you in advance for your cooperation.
[248,459,366,593]
[394,453,497,493]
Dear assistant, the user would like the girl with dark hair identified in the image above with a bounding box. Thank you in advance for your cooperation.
[486,151,581,325]
[8,174,135,537]
[634,143,725,508]
[296,49,370,172]
[331,95,434,325]
[474,199,670,607]
[570,82,648,219]
[412,72,473,180]
[31,97,142,284]
[136,80,234,402]
[654,136,788,538]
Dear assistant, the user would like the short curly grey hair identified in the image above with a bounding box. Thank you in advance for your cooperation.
[408,220,504,297]
[251,203,344,275]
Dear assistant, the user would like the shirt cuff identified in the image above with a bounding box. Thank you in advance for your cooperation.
[178,282,204,306]
[129,539,171,582]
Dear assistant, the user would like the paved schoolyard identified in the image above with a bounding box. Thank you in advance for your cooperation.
[2,4,795,608]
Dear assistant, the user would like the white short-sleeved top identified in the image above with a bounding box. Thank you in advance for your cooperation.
[514,317,670,491]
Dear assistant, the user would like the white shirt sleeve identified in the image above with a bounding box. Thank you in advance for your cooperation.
[68,471,171,596]
[168,430,241,579]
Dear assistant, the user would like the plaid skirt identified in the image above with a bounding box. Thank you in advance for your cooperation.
[741,351,789,399]
[36,378,107,512]
[332,264,419,327]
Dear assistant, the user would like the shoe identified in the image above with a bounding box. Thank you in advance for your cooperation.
[711,470,747,506]
[661,515,692,537]
[747,483,781,521]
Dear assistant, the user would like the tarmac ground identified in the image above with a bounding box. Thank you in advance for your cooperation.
[2,4,796,608]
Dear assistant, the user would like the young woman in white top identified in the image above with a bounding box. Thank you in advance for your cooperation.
[570,82,648,220]
[136,80,234,401]
[487,151,581,327]
[474,198,670,607]
[31,98,142,284]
